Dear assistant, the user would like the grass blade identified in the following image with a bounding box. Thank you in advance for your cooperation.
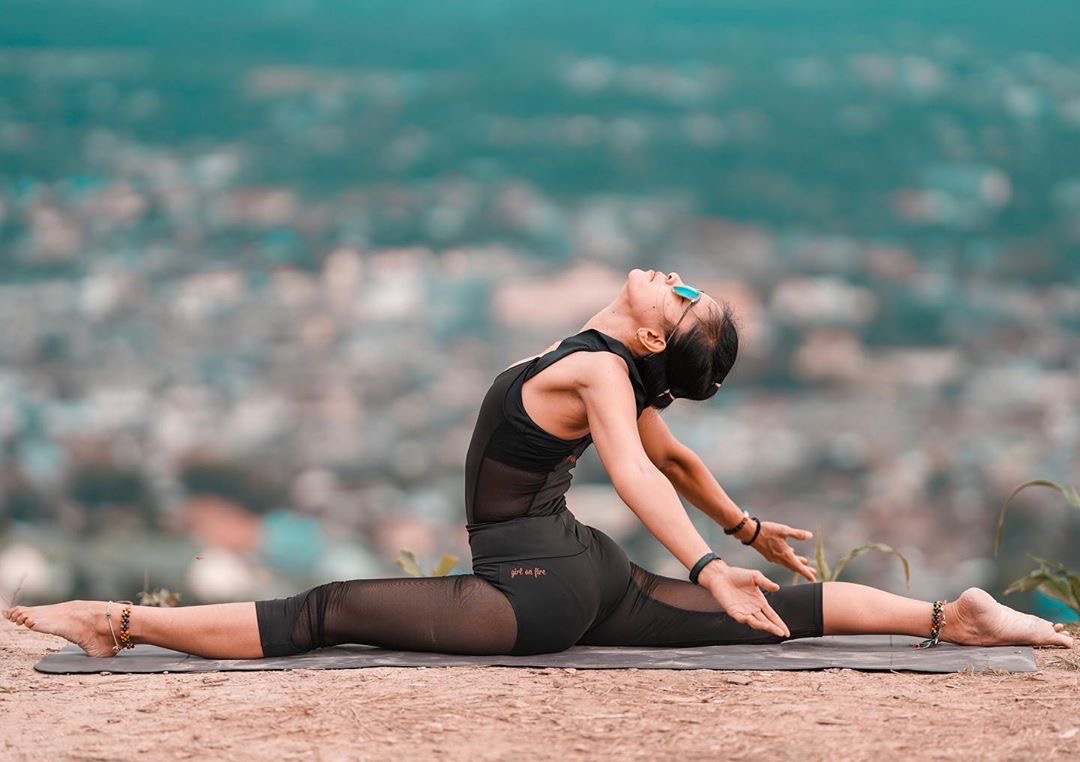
[1004,570,1051,596]
[430,553,460,577]
[994,480,1078,555]
[814,534,831,582]
[830,543,911,589]
[1068,573,1080,612]
[395,549,423,577]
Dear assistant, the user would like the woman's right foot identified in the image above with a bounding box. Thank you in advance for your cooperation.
[943,588,1073,648]
[3,600,120,657]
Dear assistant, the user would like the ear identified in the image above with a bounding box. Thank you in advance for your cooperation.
[634,325,667,356]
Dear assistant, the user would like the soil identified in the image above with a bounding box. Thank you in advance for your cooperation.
[2,625,1078,761]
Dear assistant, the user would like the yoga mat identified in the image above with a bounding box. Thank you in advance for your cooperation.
[35,635,1035,674]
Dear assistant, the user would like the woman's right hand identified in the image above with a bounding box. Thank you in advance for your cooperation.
[699,560,791,638]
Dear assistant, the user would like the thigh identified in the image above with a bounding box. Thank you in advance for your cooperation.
[578,563,823,647]
[256,573,519,656]
[475,549,603,655]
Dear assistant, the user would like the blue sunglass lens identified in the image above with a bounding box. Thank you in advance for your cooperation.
[673,284,702,301]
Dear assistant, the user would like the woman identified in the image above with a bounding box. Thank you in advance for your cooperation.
[4,269,1072,657]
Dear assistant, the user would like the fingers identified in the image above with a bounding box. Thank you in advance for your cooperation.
[780,524,813,541]
[749,574,792,637]
[743,610,789,639]
[786,553,817,583]
[754,572,780,593]
[747,613,782,637]
[758,599,791,638]
[797,561,817,583]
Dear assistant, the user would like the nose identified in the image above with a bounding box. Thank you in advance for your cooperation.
[666,271,681,284]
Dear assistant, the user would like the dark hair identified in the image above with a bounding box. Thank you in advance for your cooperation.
[633,301,739,410]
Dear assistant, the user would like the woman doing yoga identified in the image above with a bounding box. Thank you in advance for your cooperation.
[4,269,1073,657]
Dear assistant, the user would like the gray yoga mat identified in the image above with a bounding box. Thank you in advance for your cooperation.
[35,635,1035,674]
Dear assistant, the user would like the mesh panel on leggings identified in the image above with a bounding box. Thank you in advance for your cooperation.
[578,563,823,648]
[257,574,517,656]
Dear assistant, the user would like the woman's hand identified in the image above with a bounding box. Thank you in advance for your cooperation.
[699,560,790,638]
[744,521,817,583]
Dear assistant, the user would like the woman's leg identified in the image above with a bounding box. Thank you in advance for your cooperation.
[823,582,1072,647]
[580,564,1073,648]
[4,573,520,659]
[5,601,262,658]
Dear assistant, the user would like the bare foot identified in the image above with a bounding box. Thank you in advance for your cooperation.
[943,588,1073,648]
[3,601,120,657]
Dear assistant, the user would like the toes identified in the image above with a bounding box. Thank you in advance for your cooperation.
[1053,623,1063,632]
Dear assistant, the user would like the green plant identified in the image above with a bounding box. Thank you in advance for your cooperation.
[992,480,1080,619]
[395,550,459,577]
[1003,556,1080,618]
[138,588,182,607]
[138,571,181,607]
[993,480,1080,555]
[800,533,911,589]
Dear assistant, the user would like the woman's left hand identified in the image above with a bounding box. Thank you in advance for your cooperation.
[745,521,816,582]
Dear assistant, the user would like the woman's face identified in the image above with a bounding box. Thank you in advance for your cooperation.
[624,268,701,338]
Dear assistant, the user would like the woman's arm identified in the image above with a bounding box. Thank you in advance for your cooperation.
[638,407,817,582]
[574,353,789,638]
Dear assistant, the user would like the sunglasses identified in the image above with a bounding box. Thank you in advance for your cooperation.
[666,284,704,342]
[654,283,722,408]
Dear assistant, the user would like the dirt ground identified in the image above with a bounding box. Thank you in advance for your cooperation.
[2,625,1078,761]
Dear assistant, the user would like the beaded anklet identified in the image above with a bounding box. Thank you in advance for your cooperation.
[105,600,136,654]
[915,599,946,649]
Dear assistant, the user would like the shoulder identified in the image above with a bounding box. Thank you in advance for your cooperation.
[561,349,632,388]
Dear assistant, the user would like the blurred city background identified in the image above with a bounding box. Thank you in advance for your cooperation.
[0,1,1077,618]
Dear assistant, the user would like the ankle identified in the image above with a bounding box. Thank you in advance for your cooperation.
[939,599,970,644]
[104,601,137,653]
[915,599,947,648]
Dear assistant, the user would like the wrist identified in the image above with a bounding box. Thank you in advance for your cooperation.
[735,518,757,544]
[696,557,728,587]
[722,509,749,537]
[740,516,762,546]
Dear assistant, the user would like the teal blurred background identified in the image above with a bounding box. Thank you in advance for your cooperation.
[0,1,1076,617]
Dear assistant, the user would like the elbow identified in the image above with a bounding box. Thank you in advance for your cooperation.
[658,445,692,479]
[610,457,667,500]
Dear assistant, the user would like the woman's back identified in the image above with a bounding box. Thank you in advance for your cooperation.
[463,329,648,527]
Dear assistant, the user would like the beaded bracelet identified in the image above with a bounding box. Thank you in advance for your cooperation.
[741,517,762,546]
[915,600,946,649]
[106,600,136,654]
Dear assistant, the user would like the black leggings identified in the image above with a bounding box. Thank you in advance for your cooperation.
[255,515,823,657]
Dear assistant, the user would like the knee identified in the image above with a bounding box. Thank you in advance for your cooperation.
[451,575,491,605]
[269,581,347,654]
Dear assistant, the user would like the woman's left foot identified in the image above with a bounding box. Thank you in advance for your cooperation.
[943,588,1073,648]
[3,601,122,657]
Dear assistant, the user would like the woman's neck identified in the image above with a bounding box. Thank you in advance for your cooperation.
[580,301,648,358]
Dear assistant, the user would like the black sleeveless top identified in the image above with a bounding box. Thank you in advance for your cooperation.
[464,329,648,531]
